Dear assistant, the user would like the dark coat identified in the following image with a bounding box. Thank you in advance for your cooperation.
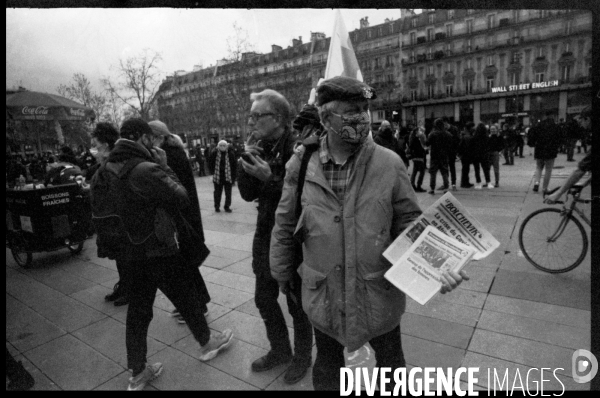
[237,129,299,275]
[162,135,205,243]
[488,135,505,152]
[458,132,476,162]
[528,119,562,160]
[209,148,237,184]
[374,128,408,166]
[471,131,490,162]
[408,129,427,159]
[426,128,453,162]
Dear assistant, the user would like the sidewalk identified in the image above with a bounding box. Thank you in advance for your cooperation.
[6,151,592,391]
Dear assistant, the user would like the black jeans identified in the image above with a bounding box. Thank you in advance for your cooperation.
[213,182,232,210]
[472,158,491,184]
[460,159,472,186]
[447,151,457,186]
[312,325,406,391]
[126,255,211,373]
[429,158,449,190]
[254,267,313,359]
[410,159,426,188]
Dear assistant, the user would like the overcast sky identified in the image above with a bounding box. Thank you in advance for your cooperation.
[6,8,407,95]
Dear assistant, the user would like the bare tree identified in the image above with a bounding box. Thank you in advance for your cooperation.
[102,49,163,121]
[56,72,108,122]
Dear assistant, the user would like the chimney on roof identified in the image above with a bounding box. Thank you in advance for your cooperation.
[271,44,282,52]
[292,36,303,47]
[360,17,370,29]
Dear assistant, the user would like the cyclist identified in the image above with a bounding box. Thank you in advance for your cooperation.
[545,106,592,204]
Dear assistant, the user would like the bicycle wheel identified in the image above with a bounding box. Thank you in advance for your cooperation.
[519,208,588,273]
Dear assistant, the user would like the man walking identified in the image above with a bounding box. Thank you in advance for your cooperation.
[528,111,563,193]
[238,89,313,384]
[270,76,468,391]
[91,118,233,390]
[426,118,453,194]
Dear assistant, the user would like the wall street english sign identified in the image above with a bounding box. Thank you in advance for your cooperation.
[491,80,560,94]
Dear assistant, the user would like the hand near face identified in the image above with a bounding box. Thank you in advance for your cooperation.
[240,152,272,182]
[439,269,470,294]
[150,146,168,168]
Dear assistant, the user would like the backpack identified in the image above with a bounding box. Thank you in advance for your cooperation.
[90,158,179,260]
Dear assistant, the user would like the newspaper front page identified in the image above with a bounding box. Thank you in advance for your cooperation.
[384,192,500,263]
[384,226,476,305]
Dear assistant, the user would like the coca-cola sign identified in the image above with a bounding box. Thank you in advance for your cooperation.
[69,108,86,117]
[21,106,49,115]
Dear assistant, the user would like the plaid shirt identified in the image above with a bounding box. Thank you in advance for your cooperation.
[319,135,359,202]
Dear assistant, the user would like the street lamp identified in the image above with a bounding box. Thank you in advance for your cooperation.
[513,52,522,125]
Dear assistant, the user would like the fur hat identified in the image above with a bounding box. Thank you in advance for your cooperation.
[120,118,153,141]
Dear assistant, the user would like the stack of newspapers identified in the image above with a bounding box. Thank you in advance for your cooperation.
[384,192,500,305]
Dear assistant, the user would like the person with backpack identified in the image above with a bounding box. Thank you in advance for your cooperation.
[90,118,233,390]
[237,89,313,385]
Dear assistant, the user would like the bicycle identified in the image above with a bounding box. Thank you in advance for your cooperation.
[518,182,591,273]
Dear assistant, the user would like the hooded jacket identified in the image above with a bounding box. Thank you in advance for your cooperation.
[91,139,189,260]
[270,135,422,351]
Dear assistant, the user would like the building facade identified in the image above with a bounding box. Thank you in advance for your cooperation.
[155,17,404,144]
[399,9,592,130]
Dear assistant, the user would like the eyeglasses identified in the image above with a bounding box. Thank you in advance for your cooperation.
[248,112,275,122]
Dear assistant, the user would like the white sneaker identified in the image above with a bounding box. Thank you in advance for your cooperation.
[127,363,163,391]
[487,183,494,189]
[198,329,233,362]
[474,183,483,190]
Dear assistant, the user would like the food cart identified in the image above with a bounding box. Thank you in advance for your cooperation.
[6,183,88,268]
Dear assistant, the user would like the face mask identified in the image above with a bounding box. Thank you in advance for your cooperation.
[327,111,371,145]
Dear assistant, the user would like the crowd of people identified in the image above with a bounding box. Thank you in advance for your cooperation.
[6,74,592,391]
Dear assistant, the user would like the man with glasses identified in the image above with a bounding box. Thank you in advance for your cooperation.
[270,76,468,390]
[237,89,313,384]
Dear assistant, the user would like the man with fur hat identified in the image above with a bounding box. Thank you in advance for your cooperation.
[91,118,233,390]
[270,76,469,390]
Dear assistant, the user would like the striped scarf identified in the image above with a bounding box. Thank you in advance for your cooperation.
[213,150,232,184]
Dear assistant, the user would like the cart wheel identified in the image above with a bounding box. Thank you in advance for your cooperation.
[11,248,33,268]
[68,241,84,254]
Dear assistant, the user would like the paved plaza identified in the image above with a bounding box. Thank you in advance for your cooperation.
[6,151,592,391]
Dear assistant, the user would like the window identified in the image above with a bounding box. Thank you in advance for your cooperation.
[411,89,417,101]
[412,18,417,28]
[446,84,454,96]
[466,39,472,53]
[387,74,394,83]
[429,13,435,24]
[386,55,393,66]
[428,65,434,75]
[565,20,572,35]
[565,42,570,53]
[448,10,455,19]
[411,68,416,77]
[410,32,416,45]
[446,24,453,37]
[377,110,385,120]
[378,27,383,36]
[466,19,473,34]
[367,30,372,38]
[389,23,394,33]
[535,72,544,82]
[375,57,381,68]
[487,14,495,29]
[512,52,521,63]
[514,10,520,23]
[428,84,435,99]
[410,50,415,62]
[445,43,452,55]
[465,79,473,94]
[467,9,474,15]
[537,46,544,57]
[466,58,472,69]
[487,55,494,66]
[427,48,433,60]
[486,77,495,92]
[427,28,434,41]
